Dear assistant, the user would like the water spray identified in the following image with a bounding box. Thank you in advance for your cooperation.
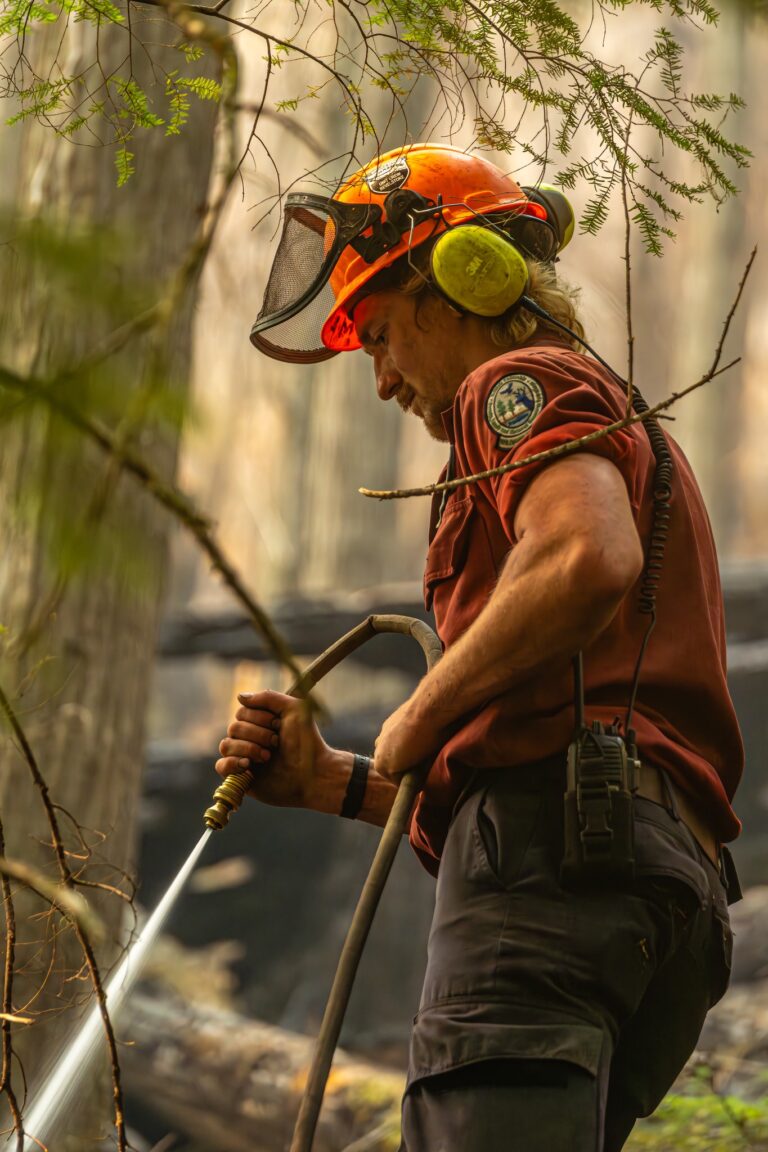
[202,614,441,1152]
[21,831,211,1149]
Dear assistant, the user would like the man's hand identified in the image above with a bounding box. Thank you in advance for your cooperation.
[373,693,448,782]
[216,688,401,826]
[216,689,338,811]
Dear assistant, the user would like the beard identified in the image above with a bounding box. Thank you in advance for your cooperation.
[420,404,450,442]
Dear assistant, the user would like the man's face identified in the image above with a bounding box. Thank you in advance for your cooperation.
[353,291,467,441]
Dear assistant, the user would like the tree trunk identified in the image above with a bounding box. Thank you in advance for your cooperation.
[0,10,219,1144]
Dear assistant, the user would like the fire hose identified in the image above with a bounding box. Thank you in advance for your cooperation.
[203,613,442,1152]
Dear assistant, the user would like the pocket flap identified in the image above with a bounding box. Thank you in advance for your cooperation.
[423,496,474,610]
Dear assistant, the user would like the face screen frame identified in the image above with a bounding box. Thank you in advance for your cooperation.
[249,193,381,356]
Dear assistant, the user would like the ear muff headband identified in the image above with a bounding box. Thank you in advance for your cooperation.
[429,225,529,317]
[520,185,575,252]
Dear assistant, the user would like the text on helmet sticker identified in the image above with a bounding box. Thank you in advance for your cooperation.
[485,373,545,449]
[366,156,410,195]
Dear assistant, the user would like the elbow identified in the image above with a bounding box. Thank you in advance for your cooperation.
[567,528,644,618]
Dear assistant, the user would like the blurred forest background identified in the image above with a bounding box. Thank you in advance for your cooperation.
[1,0,768,1147]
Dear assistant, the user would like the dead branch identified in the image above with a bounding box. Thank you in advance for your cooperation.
[360,359,741,501]
[0,857,105,943]
[359,250,756,502]
[0,683,127,1151]
[0,367,307,687]
[0,818,24,1151]
[620,117,636,417]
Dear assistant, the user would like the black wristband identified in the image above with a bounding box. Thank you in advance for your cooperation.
[340,754,371,819]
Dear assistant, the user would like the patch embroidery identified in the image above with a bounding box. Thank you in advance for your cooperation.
[366,155,410,194]
[485,373,545,449]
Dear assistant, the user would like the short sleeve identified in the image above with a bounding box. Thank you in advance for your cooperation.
[455,347,641,540]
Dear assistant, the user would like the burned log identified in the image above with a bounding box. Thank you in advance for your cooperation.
[121,992,404,1152]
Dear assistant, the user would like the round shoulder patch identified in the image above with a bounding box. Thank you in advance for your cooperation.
[485,373,545,449]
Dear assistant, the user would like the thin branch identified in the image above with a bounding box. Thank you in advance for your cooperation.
[0,685,69,883]
[0,368,308,687]
[360,251,755,501]
[360,360,740,500]
[0,684,127,1151]
[705,246,757,379]
[0,857,105,943]
[0,817,24,1151]
[620,117,635,415]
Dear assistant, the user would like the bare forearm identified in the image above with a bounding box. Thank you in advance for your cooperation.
[314,748,399,828]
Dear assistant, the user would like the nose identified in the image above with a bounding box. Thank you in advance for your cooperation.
[374,349,403,402]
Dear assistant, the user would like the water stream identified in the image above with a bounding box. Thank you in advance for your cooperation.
[21,829,212,1149]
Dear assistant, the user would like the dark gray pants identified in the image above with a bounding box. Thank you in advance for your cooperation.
[400,764,734,1152]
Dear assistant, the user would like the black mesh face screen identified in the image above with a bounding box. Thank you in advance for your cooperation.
[250,194,382,363]
[251,280,339,363]
[251,200,340,362]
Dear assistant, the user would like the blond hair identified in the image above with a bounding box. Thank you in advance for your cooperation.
[382,243,585,350]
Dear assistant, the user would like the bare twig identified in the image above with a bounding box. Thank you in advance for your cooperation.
[620,119,635,416]
[360,251,756,502]
[339,1118,400,1152]
[0,857,105,943]
[0,817,24,1151]
[0,683,127,1151]
[705,246,757,379]
[360,360,740,501]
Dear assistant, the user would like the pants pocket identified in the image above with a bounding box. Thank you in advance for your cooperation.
[473,785,543,888]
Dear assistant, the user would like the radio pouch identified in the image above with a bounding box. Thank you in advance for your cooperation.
[561,722,639,888]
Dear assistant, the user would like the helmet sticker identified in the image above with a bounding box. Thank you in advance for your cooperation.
[485,373,545,449]
[366,155,410,194]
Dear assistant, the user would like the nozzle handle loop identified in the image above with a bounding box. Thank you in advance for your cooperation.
[204,614,442,831]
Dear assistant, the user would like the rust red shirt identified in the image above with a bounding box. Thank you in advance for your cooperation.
[410,339,743,874]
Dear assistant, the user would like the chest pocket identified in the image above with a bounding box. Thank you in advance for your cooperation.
[423,495,475,612]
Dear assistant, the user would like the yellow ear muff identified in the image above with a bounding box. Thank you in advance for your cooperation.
[429,225,529,317]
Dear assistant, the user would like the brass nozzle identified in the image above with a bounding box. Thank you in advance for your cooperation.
[203,768,253,830]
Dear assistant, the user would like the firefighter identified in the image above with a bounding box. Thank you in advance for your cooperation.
[216,144,742,1151]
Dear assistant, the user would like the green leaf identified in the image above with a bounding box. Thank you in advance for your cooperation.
[114,145,135,187]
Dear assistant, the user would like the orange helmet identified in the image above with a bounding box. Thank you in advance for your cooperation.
[250,143,555,363]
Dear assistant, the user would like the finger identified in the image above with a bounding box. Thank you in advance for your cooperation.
[237,689,293,714]
[215,755,254,780]
[234,706,281,728]
[227,720,279,746]
[219,737,272,762]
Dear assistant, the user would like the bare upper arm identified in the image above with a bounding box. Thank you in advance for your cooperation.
[512,453,643,588]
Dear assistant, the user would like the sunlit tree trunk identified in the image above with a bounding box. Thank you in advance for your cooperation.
[0,11,218,1144]
[664,10,747,558]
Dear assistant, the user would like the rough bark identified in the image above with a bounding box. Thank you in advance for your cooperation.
[0,10,219,1143]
